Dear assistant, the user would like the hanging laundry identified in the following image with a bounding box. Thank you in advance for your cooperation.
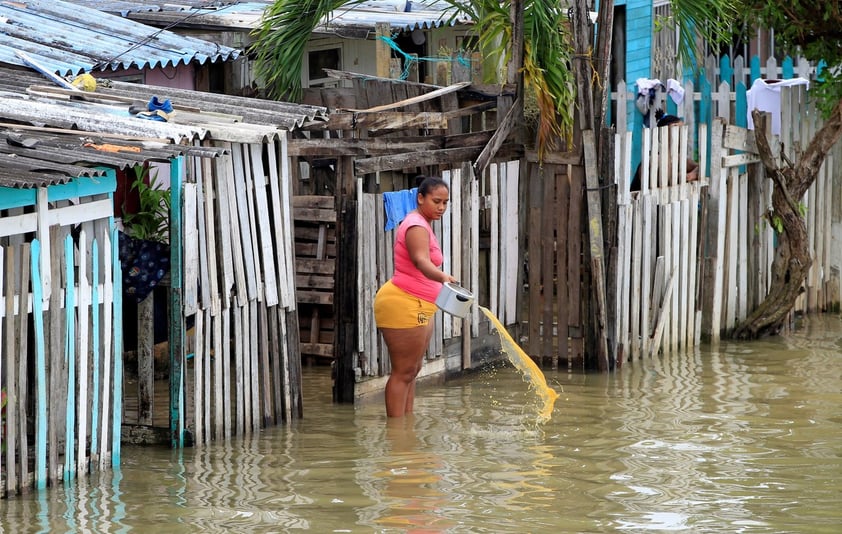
[666,78,685,105]
[635,78,665,127]
[746,78,810,135]
[383,187,418,231]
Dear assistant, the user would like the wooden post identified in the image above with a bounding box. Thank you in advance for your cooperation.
[334,156,358,403]
[583,130,610,370]
[375,22,392,78]
[138,295,154,426]
[169,156,185,448]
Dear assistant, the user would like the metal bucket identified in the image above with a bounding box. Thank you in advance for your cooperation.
[435,282,474,318]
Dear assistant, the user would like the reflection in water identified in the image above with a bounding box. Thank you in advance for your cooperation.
[359,415,455,532]
[1,316,841,532]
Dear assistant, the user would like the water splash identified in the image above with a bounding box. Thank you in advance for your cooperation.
[480,306,559,423]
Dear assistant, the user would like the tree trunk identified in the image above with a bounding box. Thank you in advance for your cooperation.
[732,103,842,338]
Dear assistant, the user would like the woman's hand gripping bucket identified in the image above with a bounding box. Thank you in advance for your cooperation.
[435,282,474,318]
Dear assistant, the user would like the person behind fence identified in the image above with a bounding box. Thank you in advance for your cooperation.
[374,175,457,418]
[630,111,699,192]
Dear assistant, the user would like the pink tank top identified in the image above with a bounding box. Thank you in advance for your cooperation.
[391,211,444,303]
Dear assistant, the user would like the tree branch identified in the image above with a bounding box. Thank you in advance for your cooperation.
[751,110,801,216]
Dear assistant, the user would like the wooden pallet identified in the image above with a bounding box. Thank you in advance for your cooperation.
[293,195,336,361]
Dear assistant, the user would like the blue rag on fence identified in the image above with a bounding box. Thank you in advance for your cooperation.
[383,187,418,231]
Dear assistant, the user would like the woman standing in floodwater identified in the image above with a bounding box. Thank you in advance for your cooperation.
[374,176,457,417]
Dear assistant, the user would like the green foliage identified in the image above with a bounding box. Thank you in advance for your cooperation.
[251,0,366,100]
[738,1,842,116]
[662,0,740,75]
[441,0,574,154]
[771,214,784,234]
[123,166,170,243]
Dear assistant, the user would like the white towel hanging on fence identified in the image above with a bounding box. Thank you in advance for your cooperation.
[746,77,810,135]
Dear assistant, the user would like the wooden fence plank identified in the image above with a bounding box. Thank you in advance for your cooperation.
[18,243,30,488]
[489,163,499,317]
[193,310,204,446]
[231,144,258,302]
[441,170,453,339]
[98,226,112,471]
[76,231,89,476]
[89,235,101,465]
[215,153,236,309]
[250,301,261,434]
[258,304,272,427]
[222,305,232,436]
[111,225,123,467]
[31,240,48,488]
[63,235,76,481]
[4,245,16,492]
[251,144,280,307]
[504,161,519,326]
[234,304,244,436]
[201,155,220,314]
[183,184,199,315]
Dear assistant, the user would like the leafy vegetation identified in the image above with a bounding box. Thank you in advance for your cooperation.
[251,0,365,101]
[122,166,170,243]
[738,1,842,115]
[441,0,574,154]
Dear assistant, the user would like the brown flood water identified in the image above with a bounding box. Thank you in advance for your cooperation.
[2,315,842,533]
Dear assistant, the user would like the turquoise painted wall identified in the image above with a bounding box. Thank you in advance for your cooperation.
[624,0,652,177]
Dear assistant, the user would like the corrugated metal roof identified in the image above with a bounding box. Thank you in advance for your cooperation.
[62,1,240,18]
[0,0,241,77]
[0,66,329,189]
[95,0,471,33]
[0,129,226,189]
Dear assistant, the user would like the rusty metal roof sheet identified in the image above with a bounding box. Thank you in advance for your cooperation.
[0,0,241,77]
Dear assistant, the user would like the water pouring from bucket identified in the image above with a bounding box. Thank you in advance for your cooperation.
[434,283,559,423]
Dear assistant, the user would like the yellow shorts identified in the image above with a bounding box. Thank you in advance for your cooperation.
[374,280,437,329]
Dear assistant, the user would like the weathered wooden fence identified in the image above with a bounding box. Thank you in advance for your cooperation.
[356,161,521,381]
[705,86,842,337]
[124,137,303,448]
[614,124,706,360]
[613,83,841,357]
[1,173,121,493]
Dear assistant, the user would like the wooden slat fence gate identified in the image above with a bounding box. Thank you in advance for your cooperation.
[0,173,121,493]
[356,161,521,382]
[123,136,304,447]
[614,124,706,361]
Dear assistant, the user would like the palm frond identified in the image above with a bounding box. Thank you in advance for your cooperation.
[440,0,574,154]
[251,0,366,101]
[666,0,739,73]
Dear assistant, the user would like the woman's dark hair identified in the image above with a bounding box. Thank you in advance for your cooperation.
[415,175,448,196]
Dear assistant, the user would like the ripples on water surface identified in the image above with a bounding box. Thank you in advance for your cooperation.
[3,316,842,533]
